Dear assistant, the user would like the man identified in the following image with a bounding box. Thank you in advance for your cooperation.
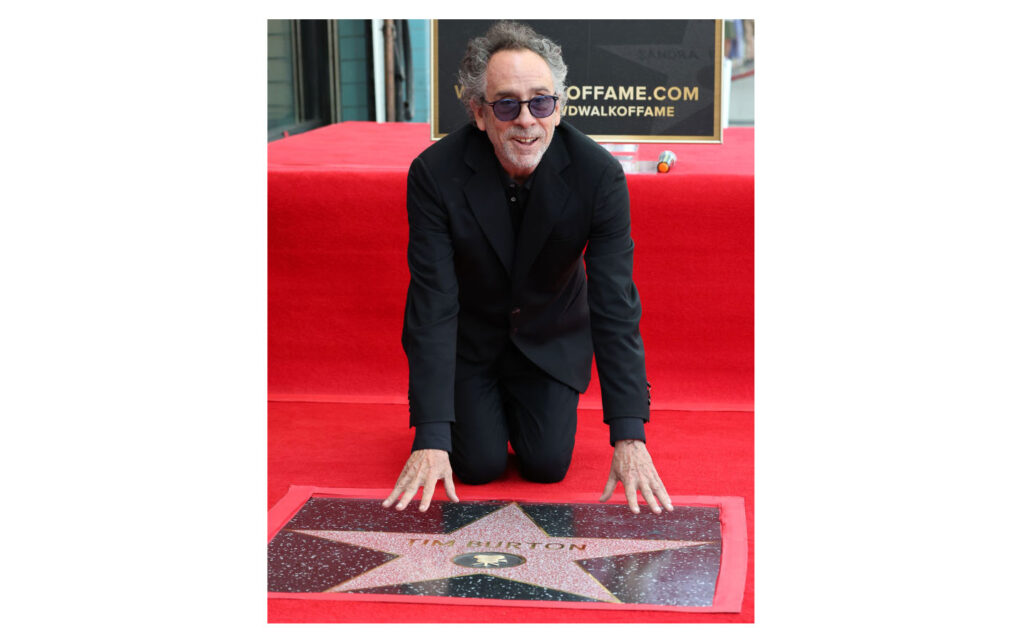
[384,21,672,515]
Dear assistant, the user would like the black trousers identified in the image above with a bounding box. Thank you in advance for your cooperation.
[451,343,579,485]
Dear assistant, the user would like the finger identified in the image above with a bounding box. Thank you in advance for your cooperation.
[623,479,640,514]
[395,486,419,511]
[419,478,437,512]
[639,482,662,514]
[382,485,403,508]
[443,473,460,503]
[383,470,416,506]
[642,464,673,512]
[599,472,617,502]
[653,482,674,512]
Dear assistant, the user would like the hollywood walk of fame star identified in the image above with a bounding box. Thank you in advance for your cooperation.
[287,502,713,603]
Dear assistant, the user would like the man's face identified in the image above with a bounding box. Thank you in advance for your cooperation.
[472,48,561,182]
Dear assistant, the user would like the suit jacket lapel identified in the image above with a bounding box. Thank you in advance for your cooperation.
[463,132,515,276]
[514,129,570,282]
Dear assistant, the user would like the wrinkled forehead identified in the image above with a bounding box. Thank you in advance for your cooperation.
[484,49,555,98]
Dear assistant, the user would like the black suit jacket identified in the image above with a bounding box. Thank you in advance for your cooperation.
[402,121,649,434]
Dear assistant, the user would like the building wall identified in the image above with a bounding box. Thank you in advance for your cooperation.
[339,19,371,122]
[267,20,296,130]
[408,19,429,123]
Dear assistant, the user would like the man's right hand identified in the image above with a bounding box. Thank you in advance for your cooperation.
[383,449,460,512]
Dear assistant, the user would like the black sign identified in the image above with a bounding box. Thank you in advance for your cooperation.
[431,19,722,142]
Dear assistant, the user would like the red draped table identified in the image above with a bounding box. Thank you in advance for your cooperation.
[268,121,754,411]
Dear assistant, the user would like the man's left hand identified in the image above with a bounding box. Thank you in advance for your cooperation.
[599,439,674,514]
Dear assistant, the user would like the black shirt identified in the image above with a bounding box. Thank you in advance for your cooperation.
[499,167,533,242]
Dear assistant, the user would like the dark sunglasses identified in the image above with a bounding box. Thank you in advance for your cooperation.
[485,95,559,121]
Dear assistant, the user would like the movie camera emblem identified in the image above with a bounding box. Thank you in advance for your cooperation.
[452,552,526,569]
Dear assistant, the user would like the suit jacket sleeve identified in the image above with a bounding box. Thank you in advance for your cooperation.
[584,158,651,426]
[401,156,459,431]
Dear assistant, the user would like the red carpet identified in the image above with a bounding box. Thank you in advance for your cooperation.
[268,404,753,623]
[267,122,754,622]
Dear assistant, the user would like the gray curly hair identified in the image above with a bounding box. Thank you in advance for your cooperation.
[457,21,568,117]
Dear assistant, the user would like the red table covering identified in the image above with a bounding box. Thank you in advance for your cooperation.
[268,122,753,411]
